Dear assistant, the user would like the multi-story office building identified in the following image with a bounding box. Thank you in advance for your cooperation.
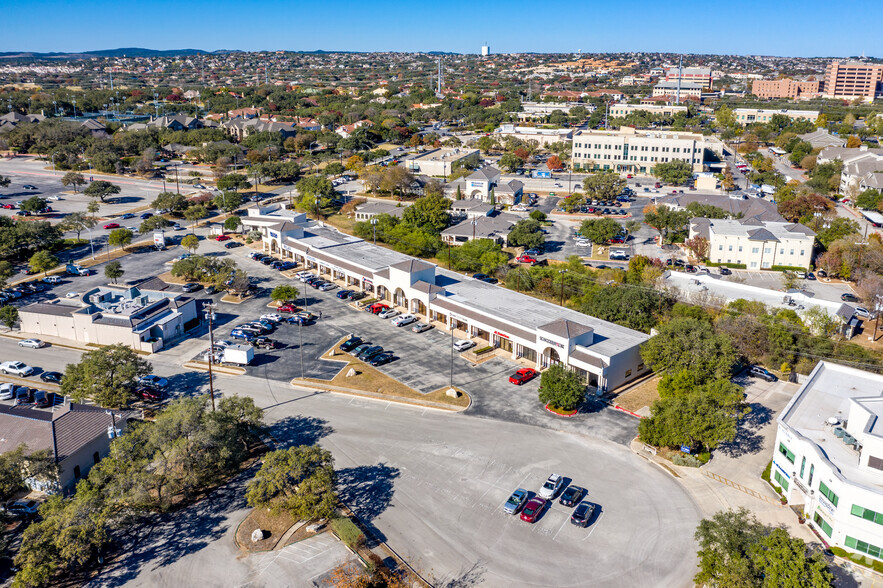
[751,78,823,99]
[772,362,883,560]
[571,127,707,173]
[608,103,688,118]
[652,82,704,98]
[733,108,820,125]
[664,67,713,89]
[689,217,815,270]
[823,62,883,100]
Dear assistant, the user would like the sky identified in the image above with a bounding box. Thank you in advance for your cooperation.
[1,0,880,57]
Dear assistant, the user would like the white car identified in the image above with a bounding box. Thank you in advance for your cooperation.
[18,339,45,349]
[391,314,417,327]
[378,309,400,319]
[260,313,283,323]
[46,195,60,201]
[43,276,61,284]
[65,292,79,298]
[0,361,34,376]
[298,272,316,282]
[0,383,15,400]
[576,239,591,247]
[453,339,476,352]
[215,340,233,348]
[538,473,564,499]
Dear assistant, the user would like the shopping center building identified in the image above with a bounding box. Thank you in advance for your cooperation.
[241,203,649,391]
[772,361,883,559]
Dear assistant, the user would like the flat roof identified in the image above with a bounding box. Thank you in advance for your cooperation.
[779,362,883,490]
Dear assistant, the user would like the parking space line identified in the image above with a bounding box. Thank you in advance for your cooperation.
[552,511,571,540]
[582,511,604,541]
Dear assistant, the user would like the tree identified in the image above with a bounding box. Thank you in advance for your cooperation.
[83,180,121,203]
[0,305,18,328]
[580,218,622,244]
[639,384,745,450]
[296,175,336,214]
[778,193,834,222]
[104,261,124,284]
[216,173,251,192]
[401,194,451,233]
[108,228,133,251]
[440,238,508,274]
[0,174,10,191]
[60,344,152,408]
[139,215,171,233]
[653,160,693,185]
[180,234,200,254]
[538,364,585,411]
[213,191,243,213]
[57,212,96,240]
[61,172,86,193]
[271,284,300,304]
[721,167,735,193]
[815,114,828,129]
[507,219,545,249]
[19,196,48,214]
[245,445,337,521]
[529,210,547,222]
[224,215,242,232]
[576,286,670,333]
[184,205,208,230]
[583,173,626,201]
[641,318,737,384]
[716,105,736,129]
[498,153,523,173]
[546,155,563,171]
[855,189,882,210]
[152,191,188,213]
[29,250,58,277]
[684,236,710,261]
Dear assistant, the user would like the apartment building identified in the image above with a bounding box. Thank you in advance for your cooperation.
[771,362,883,561]
[817,145,883,193]
[733,108,820,124]
[689,217,815,270]
[751,78,823,99]
[664,67,713,89]
[608,103,688,118]
[571,127,707,173]
[823,62,883,100]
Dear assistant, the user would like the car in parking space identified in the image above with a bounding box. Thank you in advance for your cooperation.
[516,255,537,265]
[182,282,202,293]
[349,291,367,302]
[749,365,777,382]
[252,319,276,330]
[357,345,384,361]
[277,303,298,313]
[453,339,475,352]
[120,213,135,220]
[252,337,278,350]
[309,279,326,289]
[215,234,230,242]
[318,282,336,291]
[571,501,596,527]
[40,371,62,384]
[2,499,40,518]
[249,252,265,260]
[520,497,547,523]
[856,307,874,319]
[32,390,50,408]
[350,343,373,357]
[18,339,45,349]
[412,322,433,333]
[0,383,16,400]
[103,222,120,229]
[224,241,242,249]
[1,361,34,376]
[298,272,316,283]
[509,368,538,385]
[230,329,256,341]
[559,485,584,507]
[841,292,859,302]
[807,272,816,280]
[539,473,564,499]
[378,308,399,319]
[14,388,33,405]
[340,336,363,352]
[0,204,14,209]
[576,239,591,247]
[261,313,283,323]
[719,267,732,276]
[503,488,529,514]
[173,223,185,231]
[337,289,353,299]
[140,212,153,220]
[286,314,312,326]
[391,314,416,327]
[368,303,389,314]
[137,386,162,402]
[369,351,395,367]
[138,375,169,389]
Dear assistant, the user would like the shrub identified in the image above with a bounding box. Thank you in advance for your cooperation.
[671,453,703,467]
[768,265,808,272]
[474,346,494,355]
[331,516,365,549]
[705,262,747,269]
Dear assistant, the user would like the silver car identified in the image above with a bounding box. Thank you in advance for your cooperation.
[18,339,45,349]
[503,488,528,514]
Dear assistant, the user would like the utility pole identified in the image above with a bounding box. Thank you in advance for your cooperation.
[559,269,567,306]
[204,303,217,411]
[675,55,683,105]
[371,217,378,244]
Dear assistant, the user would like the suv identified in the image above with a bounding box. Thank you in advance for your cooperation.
[1,361,34,376]
[539,474,564,499]
[2,499,40,518]
[453,339,475,352]
[749,365,777,382]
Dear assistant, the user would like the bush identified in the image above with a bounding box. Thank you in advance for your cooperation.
[697,451,711,464]
[474,346,494,355]
[331,516,365,549]
[671,453,703,467]
[768,265,808,272]
[705,261,747,269]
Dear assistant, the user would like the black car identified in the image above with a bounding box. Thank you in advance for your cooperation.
[369,351,395,367]
[224,241,242,249]
[841,293,859,302]
[140,212,153,220]
[719,267,732,276]
[270,260,285,269]
[260,256,275,265]
[357,345,383,361]
[337,289,353,299]
[473,273,488,281]
[559,485,584,507]
[349,291,366,301]
[252,337,277,350]
[340,336,362,352]
[32,390,50,408]
[40,371,63,384]
[350,343,372,356]
[571,502,596,528]
[205,285,217,295]
[309,280,325,289]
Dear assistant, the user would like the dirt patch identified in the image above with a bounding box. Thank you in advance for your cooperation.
[614,376,660,413]
[236,508,298,552]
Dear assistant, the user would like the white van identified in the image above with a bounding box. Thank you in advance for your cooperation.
[43,276,61,284]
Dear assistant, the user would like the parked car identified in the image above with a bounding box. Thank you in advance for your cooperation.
[18,339,45,349]
[2,499,40,518]
[277,303,298,313]
[137,386,162,402]
[182,282,202,293]
[40,371,62,384]
[412,323,433,333]
[719,267,732,276]
[1,361,33,376]
[841,293,859,302]
[571,502,596,527]
[32,390,50,408]
[391,314,417,327]
[349,291,367,301]
[14,388,33,405]
[357,346,384,361]
[503,488,528,514]
[139,375,169,389]
[0,383,16,400]
[509,368,538,385]
[539,473,564,499]
[369,352,395,366]
[230,329,255,341]
[749,365,777,382]
[368,303,390,314]
[520,497,547,523]
[378,308,399,319]
[260,313,283,323]
[453,339,475,352]
[339,336,362,352]
[103,222,120,229]
[337,289,354,299]
[252,337,277,350]
[224,241,242,249]
[516,255,538,264]
[559,485,584,507]
[318,282,336,291]
[855,307,874,319]
[140,212,153,220]
[214,234,230,242]
[350,343,373,357]
[120,213,135,220]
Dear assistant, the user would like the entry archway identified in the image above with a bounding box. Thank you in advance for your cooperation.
[541,347,561,368]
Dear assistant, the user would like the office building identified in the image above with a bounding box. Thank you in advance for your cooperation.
[571,127,708,174]
[481,45,490,56]
[608,103,688,118]
[493,124,573,147]
[652,82,704,99]
[689,217,815,270]
[751,78,823,100]
[401,148,479,177]
[823,62,883,100]
[733,108,820,125]
[664,67,714,89]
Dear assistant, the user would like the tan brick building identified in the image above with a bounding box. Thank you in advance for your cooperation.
[751,78,823,99]
[823,62,883,100]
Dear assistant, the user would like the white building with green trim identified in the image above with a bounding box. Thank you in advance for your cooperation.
[772,361,883,559]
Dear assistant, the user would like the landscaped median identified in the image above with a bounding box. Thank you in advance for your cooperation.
[290,336,471,410]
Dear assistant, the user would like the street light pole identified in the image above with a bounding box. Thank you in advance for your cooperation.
[298,318,305,379]
[559,269,567,306]
[174,164,180,194]
[204,303,217,411]
[371,218,378,244]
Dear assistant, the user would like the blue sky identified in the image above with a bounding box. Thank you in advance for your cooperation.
[2,0,880,57]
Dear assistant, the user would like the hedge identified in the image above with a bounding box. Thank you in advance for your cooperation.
[767,265,808,272]
[474,346,494,355]
[705,261,747,269]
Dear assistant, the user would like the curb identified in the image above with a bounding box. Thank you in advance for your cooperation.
[290,378,467,412]
[544,404,578,417]
[183,360,246,375]
[612,404,644,419]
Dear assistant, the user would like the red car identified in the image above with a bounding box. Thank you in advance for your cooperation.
[215,234,230,241]
[104,222,120,229]
[509,368,538,385]
[609,236,625,244]
[277,303,298,313]
[136,387,162,402]
[516,255,537,265]
[368,303,390,315]
[520,497,547,523]
[626,174,633,179]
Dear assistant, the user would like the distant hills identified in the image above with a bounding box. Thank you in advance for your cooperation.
[0,48,236,59]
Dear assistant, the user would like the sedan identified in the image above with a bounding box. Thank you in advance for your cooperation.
[120,213,135,219]
[559,485,584,507]
[103,222,120,229]
[841,293,859,302]
[140,212,153,220]
[18,338,46,349]
[260,313,283,323]
[369,352,395,367]
[749,365,777,382]
[509,368,538,385]
[215,234,230,242]
[181,283,202,293]
[350,343,373,357]
[173,223,184,231]
[224,241,242,249]
[378,308,399,319]
[318,282,336,291]
[137,387,162,402]
[337,289,354,299]
[520,497,547,523]
[138,375,169,389]
[40,371,63,384]
[571,502,596,527]
[412,323,433,333]
[277,304,298,313]
[503,488,528,514]
[22,184,37,190]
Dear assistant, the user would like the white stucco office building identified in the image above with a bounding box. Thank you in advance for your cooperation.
[689,217,816,270]
[772,362,883,560]
[571,127,708,174]
[241,204,649,391]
